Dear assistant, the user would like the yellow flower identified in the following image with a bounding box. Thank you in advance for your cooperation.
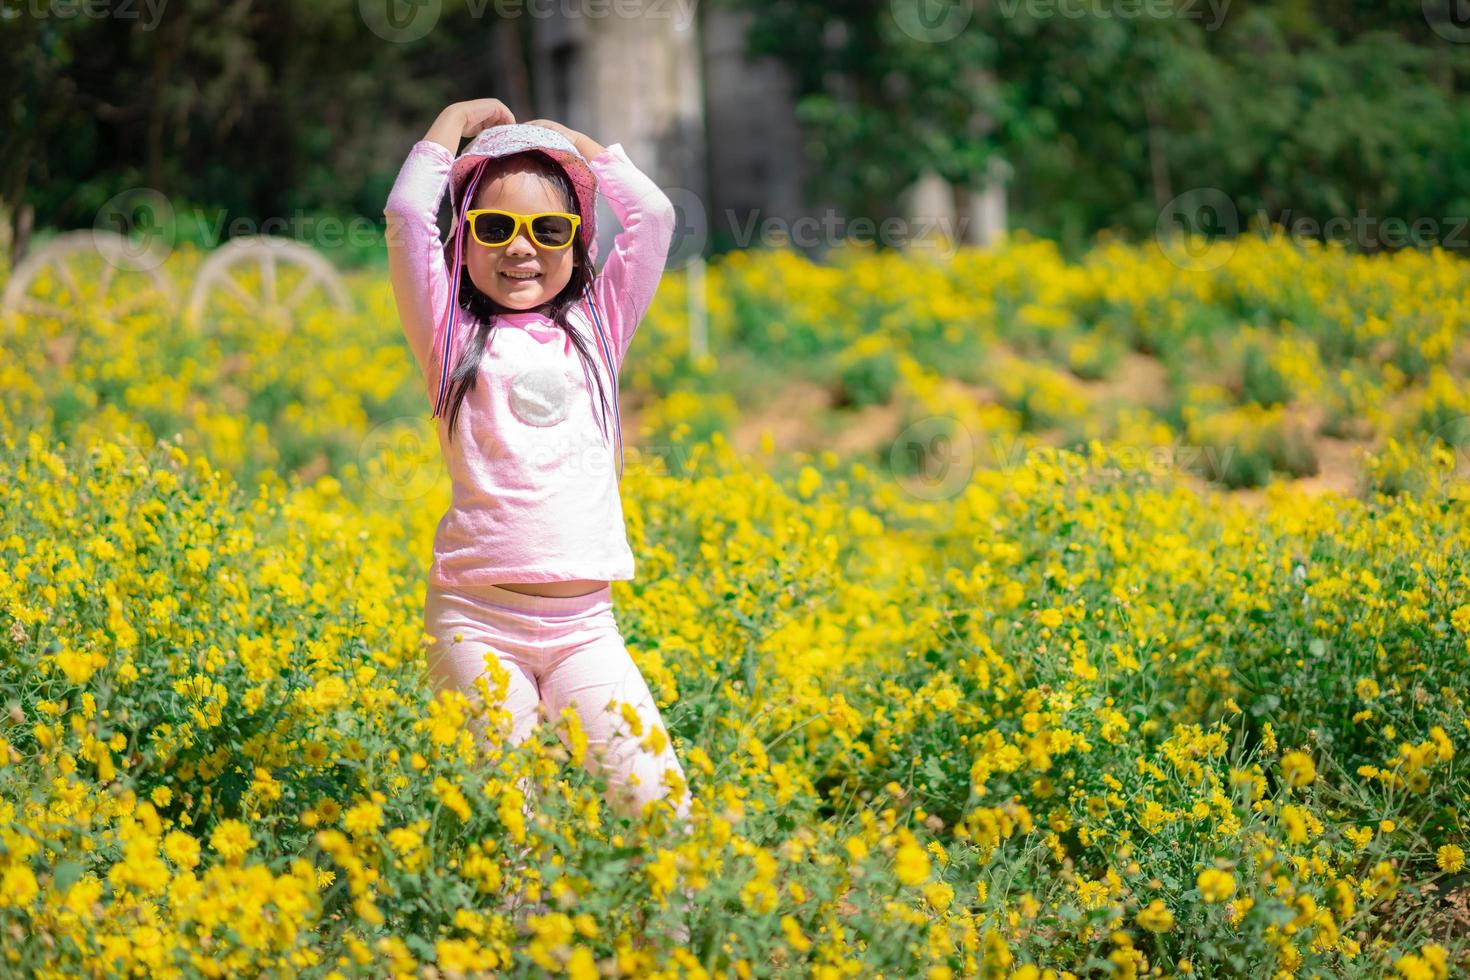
[432,777,471,823]
[185,546,211,574]
[1429,726,1454,762]
[53,646,103,685]
[1393,949,1446,980]
[1451,605,1470,634]
[1435,844,1464,874]
[1077,879,1110,910]
[1,864,39,908]
[1280,750,1316,788]
[642,849,679,900]
[1197,868,1236,903]
[1261,722,1278,755]
[922,881,954,911]
[780,914,811,952]
[895,841,932,886]
[566,946,599,980]
[1135,898,1174,932]
[1419,945,1450,980]
[163,831,201,869]
[209,819,254,862]
[344,801,384,835]
[796,465,822,499]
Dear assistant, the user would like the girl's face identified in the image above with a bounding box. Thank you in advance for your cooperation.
[463,162,579,312]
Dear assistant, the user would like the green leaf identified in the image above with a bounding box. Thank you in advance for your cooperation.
[51,860,85,892]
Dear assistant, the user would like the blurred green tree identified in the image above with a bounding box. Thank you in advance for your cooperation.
[0,0,530,264]
[722,0,1470,254]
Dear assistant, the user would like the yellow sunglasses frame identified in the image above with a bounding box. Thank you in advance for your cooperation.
[464,208,582,250]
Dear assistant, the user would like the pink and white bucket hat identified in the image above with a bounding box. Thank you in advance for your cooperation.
[434,122,622,473]
[447,122,600,261]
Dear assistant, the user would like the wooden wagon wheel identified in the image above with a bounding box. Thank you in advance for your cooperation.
[1,230,175,321]
[184,235,351,332]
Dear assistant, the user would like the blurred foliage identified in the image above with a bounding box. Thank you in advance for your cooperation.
[0,0,522,266]
[727,0,1470,255]
[6,0,1470,266]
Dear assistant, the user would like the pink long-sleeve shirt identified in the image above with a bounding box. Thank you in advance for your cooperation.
[384,138,676,588]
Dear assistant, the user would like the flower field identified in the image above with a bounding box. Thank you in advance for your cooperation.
[1,233,1468,977]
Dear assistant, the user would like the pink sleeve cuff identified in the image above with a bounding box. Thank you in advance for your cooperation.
[584,142,677,368]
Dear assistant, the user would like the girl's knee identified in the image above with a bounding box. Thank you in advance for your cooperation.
[597,745,693,823]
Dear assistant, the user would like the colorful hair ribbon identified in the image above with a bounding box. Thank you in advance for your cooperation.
[433,161,487,420]
[579,280,623,483]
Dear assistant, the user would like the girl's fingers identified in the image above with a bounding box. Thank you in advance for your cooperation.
[531,120,583,149]
[464,100,516,138]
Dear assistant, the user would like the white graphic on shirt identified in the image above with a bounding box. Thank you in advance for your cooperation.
[508,363,571,426]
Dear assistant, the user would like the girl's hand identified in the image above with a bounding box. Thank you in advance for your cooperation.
[424,99,516,155]
[457,99,516,138]
[525,118,606,163]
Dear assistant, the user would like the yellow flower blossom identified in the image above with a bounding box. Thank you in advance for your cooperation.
[1197,868,1236,903]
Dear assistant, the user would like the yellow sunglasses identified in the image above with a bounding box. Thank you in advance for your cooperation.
[464,208,582,250]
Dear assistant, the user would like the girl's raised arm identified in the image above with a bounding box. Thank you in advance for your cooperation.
[582,141,678,371]
[384,100,515,399]
[383,138,452,391]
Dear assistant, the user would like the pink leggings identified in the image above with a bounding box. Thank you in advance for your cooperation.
[423,580,693,831]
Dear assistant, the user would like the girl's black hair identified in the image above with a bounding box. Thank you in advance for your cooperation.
[439,151,614,447]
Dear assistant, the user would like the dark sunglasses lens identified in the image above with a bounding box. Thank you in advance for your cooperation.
[531,215,574,246]
[473,213,516,244]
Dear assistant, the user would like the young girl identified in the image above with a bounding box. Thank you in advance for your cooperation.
[383,100,695,850]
